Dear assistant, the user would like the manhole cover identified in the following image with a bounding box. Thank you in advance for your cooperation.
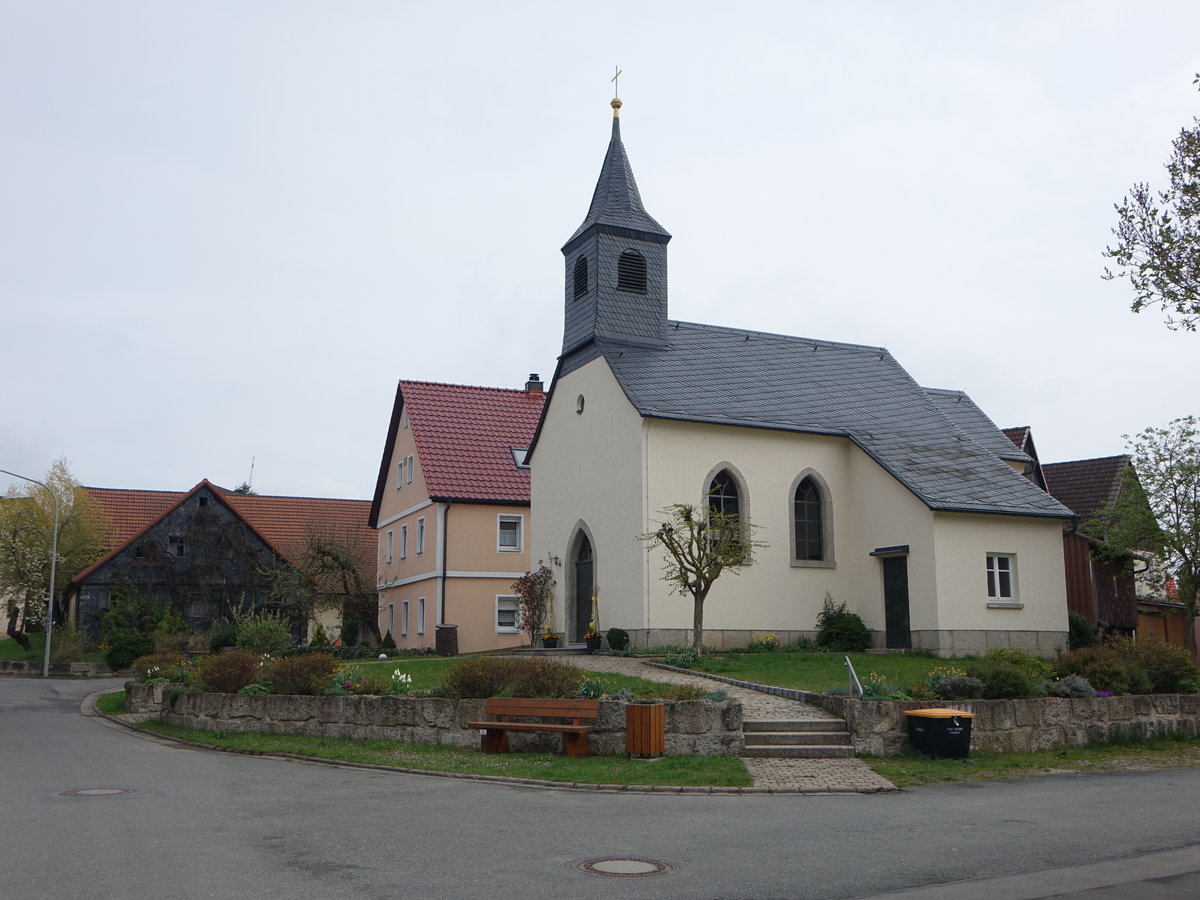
[573,857,675,878]
[58,788,136,798]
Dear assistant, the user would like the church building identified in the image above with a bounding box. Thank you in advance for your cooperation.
[528,97,1073,656]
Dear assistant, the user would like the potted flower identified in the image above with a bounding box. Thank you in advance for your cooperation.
[541,629,560,649]
[583,624,603,653]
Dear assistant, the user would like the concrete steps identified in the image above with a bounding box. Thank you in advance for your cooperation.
[742,718,855,759]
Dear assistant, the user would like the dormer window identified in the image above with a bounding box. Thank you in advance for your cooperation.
[573,256,588,299]
[511,447,530,469]
[617,249,647,293]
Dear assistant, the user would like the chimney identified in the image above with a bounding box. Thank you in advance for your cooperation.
[525,373,544,393]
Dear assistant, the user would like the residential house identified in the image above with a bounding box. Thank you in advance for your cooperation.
[69,481,374,641]
[528,98,1073,656]
[368,378,546,652]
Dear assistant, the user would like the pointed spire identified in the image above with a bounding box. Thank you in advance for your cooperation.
[563,98,670,249]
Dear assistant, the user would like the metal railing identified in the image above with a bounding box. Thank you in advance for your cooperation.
[844,655,864,699]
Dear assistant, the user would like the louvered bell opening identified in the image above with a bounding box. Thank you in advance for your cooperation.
[617,249,647,293]
[573,256,588,298]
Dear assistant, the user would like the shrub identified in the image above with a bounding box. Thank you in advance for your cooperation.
[50,622,89,663]
[208,624,238,654]
[1108,636,1200,693]
[932,675,984,701]
[441,656,518,699]
[1068,611,1100,649]
[380,630,397,650]
[508,659,585,698]
[104,633,155,672]
[309,623,331,647]
[1053,647,1145,694]
[339,618,361,647]
[578,677,607,699]
[130,652,190,683]
[195,649,263,693]
[966,659,1042,699]
[235,611,293,656]
[269,653,339,695]
[606,627,631,652]
[238,683,270,695]
[745,632,781,653]
[663,647,700,668]
[1043,674,1096,698]
[815,594,871,652]
[981,647,1055,683]
[646,682,709,701]
[339,670,395,695]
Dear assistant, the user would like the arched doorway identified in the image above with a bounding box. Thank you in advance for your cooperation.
[573,534,593,643]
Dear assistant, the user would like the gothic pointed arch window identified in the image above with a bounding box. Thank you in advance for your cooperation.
[790,470,835,567]
[617,249,647,293]
[573,255,588,299]
[707,470,740,519]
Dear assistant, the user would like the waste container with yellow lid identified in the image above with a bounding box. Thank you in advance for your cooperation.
[903,707,974,758]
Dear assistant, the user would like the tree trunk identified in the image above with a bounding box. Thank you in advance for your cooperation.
[692,591,707,653]
[6,606,31,652]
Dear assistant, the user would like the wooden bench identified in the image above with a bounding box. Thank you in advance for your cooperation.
[467,698,600,757]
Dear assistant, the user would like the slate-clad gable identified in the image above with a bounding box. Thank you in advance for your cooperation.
[925,388,1033,466]
[586,321,1072,519]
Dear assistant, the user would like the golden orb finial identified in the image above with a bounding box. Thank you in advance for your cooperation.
[611,97,622,117]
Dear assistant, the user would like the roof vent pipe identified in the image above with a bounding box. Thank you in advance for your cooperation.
[525,374,544,392]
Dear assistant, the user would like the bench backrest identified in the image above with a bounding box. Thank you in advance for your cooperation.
[482,697,599,721]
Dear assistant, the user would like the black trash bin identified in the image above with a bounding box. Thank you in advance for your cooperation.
[435,624,458,657]
[903,707,974,758]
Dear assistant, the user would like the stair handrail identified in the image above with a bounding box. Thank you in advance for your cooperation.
[844,655,864,699]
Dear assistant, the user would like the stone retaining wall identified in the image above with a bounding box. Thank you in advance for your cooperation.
[809,692,1200,756]
[0,659,112,678]
[124,685,744,756]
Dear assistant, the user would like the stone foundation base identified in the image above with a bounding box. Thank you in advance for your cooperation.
[628,628,1068,658]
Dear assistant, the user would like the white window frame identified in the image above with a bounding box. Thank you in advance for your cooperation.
[986,553,1021,607]
[386,602,395,637]
[400,524,408,560]
[385,529,394,564]
[396,459,405,489]
[417,516,426,555]
[406,454,414,485]
[401,599,409,637]
[495,594,521,634]
[417,597,425,635]
[497,514,523,552]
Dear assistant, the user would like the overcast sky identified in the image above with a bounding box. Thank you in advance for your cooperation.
[3,1,1198,501]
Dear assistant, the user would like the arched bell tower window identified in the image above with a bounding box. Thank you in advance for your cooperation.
[573,256,588,299]
[617,249,647,293]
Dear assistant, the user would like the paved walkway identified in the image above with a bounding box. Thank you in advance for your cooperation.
[564,654,897,793]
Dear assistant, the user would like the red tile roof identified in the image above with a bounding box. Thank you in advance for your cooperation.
[1002,427,1031,451]
[1041,456,1129,520]
[75,481,373,585]
[403,381,545,503]
[369,380,546,525]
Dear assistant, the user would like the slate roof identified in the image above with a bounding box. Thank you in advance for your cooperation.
[560,321,1072,518]
[563,111,670,250]
[75,481,373,584]
[1041,456,1129,520]
[925,390,1032,465]
[368,381,546,526]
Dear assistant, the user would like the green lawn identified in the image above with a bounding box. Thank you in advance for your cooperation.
[137,720,751,787]
[865,735,1200,787]
[689,651,959,693]
[0,632,45,660]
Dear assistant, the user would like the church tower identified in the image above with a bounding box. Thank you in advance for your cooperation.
[561,97,671,355]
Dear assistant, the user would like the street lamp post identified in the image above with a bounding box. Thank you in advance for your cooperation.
[0,468,60,678]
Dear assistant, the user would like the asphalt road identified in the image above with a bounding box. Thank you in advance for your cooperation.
[3,677,1200,899]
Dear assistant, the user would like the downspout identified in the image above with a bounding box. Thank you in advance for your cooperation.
[438,501,450,624]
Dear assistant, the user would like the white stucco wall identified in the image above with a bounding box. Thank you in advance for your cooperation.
[530,357,647,638]
[931,512,1067,633]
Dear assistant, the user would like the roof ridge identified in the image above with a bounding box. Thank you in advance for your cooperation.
[399,379,543,395]
[1043,455,1129,468]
